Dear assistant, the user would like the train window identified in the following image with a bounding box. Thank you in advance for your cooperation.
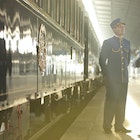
[79,8,81,43]
[56,0,60,23]
[47,0,51,15]
[76,1,80,41]
[60,0,65,28]
[50,0,55,18]
[33,0,39,5]
[74,1,78,38]
[42,0,48,13]
[33,0,40,7]
[64,0,68,31]
[65,0,70,33]
[45,0,48,11]
[79,9,84,44]
[31,0,48,14]
[52,0,57,20]
[70,0,75,37]
[31,0,35,3]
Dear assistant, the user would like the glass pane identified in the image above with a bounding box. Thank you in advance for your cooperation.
[70,0,75,37]
[56,0,60,23]
[60,0,65,28]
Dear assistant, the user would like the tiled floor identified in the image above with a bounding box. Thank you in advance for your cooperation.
[60,76,140,140]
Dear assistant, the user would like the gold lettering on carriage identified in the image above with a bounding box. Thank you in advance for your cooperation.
[38,24,47,76]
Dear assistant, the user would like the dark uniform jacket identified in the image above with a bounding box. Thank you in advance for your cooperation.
[99,36,131,84]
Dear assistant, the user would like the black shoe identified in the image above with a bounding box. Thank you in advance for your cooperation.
[104,129,112,134]
[115,127,131,133]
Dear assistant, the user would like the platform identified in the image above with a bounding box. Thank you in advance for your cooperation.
[60,76,140,140]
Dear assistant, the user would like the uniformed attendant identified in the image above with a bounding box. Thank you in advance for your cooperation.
[99,18,131,134]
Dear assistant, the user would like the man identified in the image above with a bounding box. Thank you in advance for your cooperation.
[99,18,131,134]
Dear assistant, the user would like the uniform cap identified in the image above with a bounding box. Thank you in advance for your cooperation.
[110,18,125,29]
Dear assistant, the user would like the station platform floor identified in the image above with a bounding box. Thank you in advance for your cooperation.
[60,76,140,140]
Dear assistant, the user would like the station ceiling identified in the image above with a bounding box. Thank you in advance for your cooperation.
[91,0,140,52]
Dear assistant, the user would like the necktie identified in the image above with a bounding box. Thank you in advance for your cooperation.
[120,38,123,48]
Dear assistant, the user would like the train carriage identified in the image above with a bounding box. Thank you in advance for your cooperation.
[0,0,101,139]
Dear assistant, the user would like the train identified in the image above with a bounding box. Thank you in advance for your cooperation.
[0,0,102,139]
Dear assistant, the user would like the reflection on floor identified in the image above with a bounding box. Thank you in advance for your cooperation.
[60,76,140,140]
[126,76,140,140]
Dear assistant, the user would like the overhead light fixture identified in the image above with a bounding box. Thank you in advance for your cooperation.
[82,0,103,45]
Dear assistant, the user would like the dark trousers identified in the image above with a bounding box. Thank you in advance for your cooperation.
[103,82,128,130]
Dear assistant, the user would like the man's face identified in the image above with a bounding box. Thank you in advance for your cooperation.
[113,23,125,37]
